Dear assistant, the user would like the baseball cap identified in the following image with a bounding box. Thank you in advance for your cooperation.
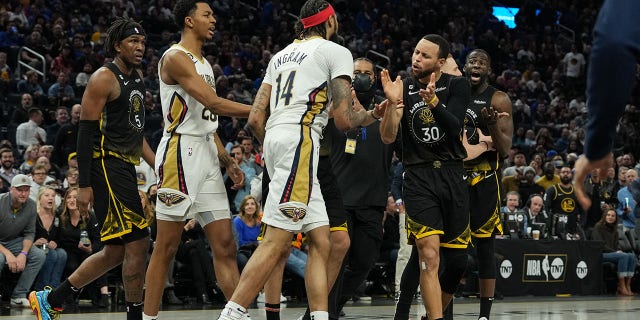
[68,152,77,163]
[11,174,32,188]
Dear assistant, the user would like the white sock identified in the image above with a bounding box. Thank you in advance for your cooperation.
[310,311,329,320]
[142,313,157,320]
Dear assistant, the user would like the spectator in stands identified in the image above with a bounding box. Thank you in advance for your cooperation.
[29,164,53,201]
[74,62,93,89]
[518,166,545,202]
[544,164,583,239]
[62,166,78,190]
[18,144,39,173]
[53,104,80,167]
[524,194,549,233]
[0,147,19,187]
[17,70,46,100]
[21,29,51,70]
[503,150,527,177]
[536,162,560,190]
[143,64,159,96]
[47,72,75,108]
[617,168,638,233]
[0,174,46,308]
[176,217,222,304]
[0,51,11,94]
[502,191,521,214]
[233,195,261,271]
[16,108,46,152]
[50,44,74,80]
[229,144,256,213]
[35,155,61,181]
[33,186,67,291]
[590,208,637,296]
[10,93,35,133]
[45,106,69,145]
[56,187,109,307]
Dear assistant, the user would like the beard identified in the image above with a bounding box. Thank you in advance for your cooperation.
[412,67,436,81]
[1,161,12,170]
[560,176,572,184]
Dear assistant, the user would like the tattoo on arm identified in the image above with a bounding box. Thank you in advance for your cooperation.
[249,85,270,143]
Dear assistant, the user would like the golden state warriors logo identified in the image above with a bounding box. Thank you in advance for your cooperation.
[280,206,307,222]
[129,89,145,131]
[464,108,479,144]
[157,191,186,207]
[410,106,444,145]
[561,198,576,213]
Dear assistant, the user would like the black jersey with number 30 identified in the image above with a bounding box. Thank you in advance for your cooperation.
[401,73,470,166]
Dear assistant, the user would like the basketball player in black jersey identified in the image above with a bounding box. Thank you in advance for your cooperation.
[380,34,471,320]
[462,49,512,320]
[30,17,154,320]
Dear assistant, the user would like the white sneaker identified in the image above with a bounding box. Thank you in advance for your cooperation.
[256,292,265,303]
[10,297,30,308]
[280,294,288,303]
[219,306,251,320]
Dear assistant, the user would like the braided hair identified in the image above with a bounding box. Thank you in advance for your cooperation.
[104,17,145,58]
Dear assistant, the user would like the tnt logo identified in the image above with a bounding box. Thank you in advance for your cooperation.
[500,260,513,279]
[576,261,588,279]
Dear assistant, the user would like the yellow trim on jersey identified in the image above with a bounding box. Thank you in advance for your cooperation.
[166,93,187,133]
[174,43,204,63]
[330,221,348,232]
[441,226,471,248]
[301,86,328,126]
[99,157,149,241]
[159,135,181,190]
[289,126,313,203]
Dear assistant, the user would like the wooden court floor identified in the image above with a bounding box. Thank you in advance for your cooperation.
[1,296,639,320]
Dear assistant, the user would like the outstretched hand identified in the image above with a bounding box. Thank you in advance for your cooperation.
[573,153,613,210]
[481,106,509,125]
[380,69,402,104]
[419,73,439,107]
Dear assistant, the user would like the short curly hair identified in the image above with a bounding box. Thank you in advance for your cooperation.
[173,0,208,29]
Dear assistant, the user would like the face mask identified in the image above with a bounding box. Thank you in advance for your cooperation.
[353,73,375,104]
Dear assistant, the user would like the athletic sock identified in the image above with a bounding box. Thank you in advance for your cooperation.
[48,280,79,309]
[310,311,329,320]
[479,297,494,320]
[126,301,143,320]
[265,303,280,320]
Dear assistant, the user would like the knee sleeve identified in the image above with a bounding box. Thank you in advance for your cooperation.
[476,237,496,279]
[440,248,469,294]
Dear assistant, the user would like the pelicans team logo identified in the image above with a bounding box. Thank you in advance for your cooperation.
[280,206,307,222]
[157,191,186,207]
[129,89,145,131]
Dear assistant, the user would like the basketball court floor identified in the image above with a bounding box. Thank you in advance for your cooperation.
[1,296,639,320]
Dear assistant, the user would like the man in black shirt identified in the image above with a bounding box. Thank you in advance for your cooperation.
[380,34,470,320]
[327,57,393,315]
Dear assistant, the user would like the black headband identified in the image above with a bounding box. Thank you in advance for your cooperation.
[120,24,146,41]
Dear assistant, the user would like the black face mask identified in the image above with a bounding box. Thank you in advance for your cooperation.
[353,73,375,104]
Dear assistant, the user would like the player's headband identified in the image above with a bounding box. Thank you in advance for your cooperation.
[301,5,335,29]
[120,24,146,41]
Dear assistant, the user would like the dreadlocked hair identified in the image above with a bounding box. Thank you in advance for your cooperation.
[298,0,330,39]
[104,17,144,58]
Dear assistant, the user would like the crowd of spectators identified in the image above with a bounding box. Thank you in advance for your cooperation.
[2,0,640,305]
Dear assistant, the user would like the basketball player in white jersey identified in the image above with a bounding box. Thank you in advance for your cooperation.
[143,1,251,319]
[217,1,376,319]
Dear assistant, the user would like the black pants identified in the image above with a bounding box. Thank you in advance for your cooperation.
[176,239,216,297]
[331,206,384,316]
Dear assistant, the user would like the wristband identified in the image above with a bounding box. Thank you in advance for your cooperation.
[427,95,438,107]
[77,120,99,187]
[482,141,489,151]
[20,251,28,257]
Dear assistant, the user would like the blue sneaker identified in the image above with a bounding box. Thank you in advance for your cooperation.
[28,287,62,320]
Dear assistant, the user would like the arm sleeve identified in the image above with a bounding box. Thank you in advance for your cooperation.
[432,77,469,138]
[390,163,403,201]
